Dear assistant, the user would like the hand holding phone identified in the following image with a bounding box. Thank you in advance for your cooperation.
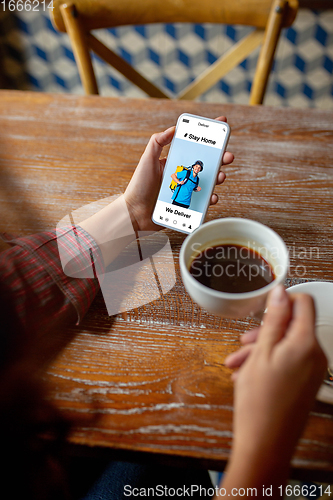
[152,113,230,234]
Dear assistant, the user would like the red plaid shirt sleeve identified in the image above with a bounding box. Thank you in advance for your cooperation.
[0,226,105,333]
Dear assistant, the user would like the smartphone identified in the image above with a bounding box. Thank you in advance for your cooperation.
[152,113,230,234]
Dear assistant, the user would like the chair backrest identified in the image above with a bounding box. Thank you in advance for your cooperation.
[51,0,298,104]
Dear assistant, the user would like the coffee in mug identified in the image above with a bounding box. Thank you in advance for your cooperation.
[189,243,275,294]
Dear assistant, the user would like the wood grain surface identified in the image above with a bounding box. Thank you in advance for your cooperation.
[1,90,333,480]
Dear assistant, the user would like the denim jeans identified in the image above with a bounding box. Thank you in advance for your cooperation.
[82,461,214,500]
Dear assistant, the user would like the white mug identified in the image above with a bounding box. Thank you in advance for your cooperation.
[179,218,289,319]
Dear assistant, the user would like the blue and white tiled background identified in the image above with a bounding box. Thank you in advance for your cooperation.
[0,7,333,108]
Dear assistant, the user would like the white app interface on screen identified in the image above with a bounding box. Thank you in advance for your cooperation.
[152,115,229,234]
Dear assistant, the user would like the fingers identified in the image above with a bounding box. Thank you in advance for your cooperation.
[292,295,327,377]
[215,116,227,123]
[286,293,316,345]
[257,285,293,351]
[222,151,234,165]
[241,327,260,345]
[224,328,259,380]
[225,344,254,369]
[210,171,227,205]
[285,294,327,387]
[225,327,259,369]
[210,193,218,205]
[216,171,226,185]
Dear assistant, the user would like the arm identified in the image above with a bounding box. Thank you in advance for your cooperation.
[0,227,101,333]
[221,286,327,499]
[1,118,233,331]
[171,172,185,185]
[194,181,201,192]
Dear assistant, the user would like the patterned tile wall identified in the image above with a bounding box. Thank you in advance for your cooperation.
[0,6,332,108]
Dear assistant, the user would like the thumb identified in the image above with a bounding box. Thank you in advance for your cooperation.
[257,285,293,351]
[141,126,175,162]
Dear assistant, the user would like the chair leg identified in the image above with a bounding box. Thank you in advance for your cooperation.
[87,34,169,99]
[249,0,287,105]
[178,30,264,101]
[60,3,99,95]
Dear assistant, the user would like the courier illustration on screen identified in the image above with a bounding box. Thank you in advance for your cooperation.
[170,161,203,209]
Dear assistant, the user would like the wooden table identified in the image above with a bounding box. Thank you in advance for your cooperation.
[1,90,333,482]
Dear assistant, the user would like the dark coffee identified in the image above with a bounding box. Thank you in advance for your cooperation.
[189,243,275,293]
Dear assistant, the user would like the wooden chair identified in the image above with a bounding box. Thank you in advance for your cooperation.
[51,0,298,104]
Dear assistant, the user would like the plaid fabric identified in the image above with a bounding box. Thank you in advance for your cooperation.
[0,226,104,333]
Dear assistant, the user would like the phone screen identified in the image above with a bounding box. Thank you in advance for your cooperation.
[152,114,230,234]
